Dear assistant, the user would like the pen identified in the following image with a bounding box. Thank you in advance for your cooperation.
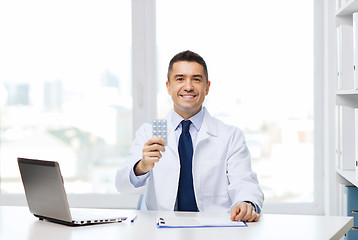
[130,215,137,223]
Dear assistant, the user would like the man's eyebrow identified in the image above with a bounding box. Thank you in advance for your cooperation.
[173,74,203,78]
[192,74,203,78]
[174,74,185,78]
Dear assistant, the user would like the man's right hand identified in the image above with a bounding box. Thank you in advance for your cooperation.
[134,137,166,176]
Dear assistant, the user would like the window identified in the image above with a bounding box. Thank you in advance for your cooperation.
[156,0,315,209]
[0,0,321,213]
[0,0,132,194]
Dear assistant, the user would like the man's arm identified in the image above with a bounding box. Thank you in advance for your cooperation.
[226,127,264,221]
[115,124,164,194]
[126,137,166,187]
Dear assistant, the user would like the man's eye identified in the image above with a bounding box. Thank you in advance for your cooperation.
[194,78,201,82]
[177,78,184,81]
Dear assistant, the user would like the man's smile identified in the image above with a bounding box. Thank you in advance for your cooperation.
[179,92,197,99]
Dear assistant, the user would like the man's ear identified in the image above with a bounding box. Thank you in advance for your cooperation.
[205,81,211,95]
[166,81,171,95]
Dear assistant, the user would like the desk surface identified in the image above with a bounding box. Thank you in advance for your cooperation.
[0,206,353,240]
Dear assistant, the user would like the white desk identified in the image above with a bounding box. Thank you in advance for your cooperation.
[0,206,353,240]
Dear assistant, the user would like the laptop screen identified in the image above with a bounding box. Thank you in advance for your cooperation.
[18,158,72,222]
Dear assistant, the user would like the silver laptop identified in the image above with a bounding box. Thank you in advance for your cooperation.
[18,157,127,226]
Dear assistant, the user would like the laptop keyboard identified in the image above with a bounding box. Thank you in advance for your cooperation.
[70,209,124,223]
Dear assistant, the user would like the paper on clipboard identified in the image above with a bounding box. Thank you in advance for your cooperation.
[156,217,247,228]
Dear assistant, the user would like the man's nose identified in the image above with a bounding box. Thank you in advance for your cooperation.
[183,78,193,90]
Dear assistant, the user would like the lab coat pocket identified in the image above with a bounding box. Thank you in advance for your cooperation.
[200,158,228,197]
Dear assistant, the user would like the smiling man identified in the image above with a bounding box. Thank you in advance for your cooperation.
[115,50,264,222]
[166,60,210,120]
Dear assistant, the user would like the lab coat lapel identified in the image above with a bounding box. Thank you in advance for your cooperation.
[166,113,179,156]
[195,109,218,146]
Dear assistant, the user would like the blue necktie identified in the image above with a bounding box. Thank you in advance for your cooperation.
[177,120,198,211]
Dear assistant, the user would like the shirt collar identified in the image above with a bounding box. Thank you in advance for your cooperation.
[172,107,205,131]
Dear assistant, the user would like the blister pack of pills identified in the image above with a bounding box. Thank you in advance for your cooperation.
[152,119,167,145]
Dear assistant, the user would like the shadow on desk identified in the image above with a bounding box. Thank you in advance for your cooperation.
[28,221,72,240]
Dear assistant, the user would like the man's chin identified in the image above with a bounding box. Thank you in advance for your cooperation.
[174,105,202,118]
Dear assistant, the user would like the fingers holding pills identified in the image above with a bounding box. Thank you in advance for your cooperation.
[135,137,166,176]
[134,120,168,176]
[143,138,165,162]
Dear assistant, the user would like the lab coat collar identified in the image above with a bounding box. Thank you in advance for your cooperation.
[170,108,218,148]
[196,108,218,145]
[164,107,218,153]
[171,107,204,132]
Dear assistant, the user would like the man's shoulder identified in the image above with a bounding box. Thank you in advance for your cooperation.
[134,122,153,139]
[138,122,152,130]
[204,109,243,135]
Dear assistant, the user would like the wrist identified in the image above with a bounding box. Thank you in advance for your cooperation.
[244,201,256,212]
[134,160,149,176]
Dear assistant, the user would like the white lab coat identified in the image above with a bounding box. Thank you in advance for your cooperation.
[115,108,264,212]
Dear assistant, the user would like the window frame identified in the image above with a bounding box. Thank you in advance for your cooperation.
[0,0,326,215]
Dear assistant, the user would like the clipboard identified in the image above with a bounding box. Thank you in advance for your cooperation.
[156,217,248,228]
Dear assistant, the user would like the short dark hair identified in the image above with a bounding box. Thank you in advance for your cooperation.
[167,50,208,82]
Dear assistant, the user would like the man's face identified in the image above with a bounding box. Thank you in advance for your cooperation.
[166,61,211,119]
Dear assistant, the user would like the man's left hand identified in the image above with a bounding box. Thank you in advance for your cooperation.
[230,202,260,222]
